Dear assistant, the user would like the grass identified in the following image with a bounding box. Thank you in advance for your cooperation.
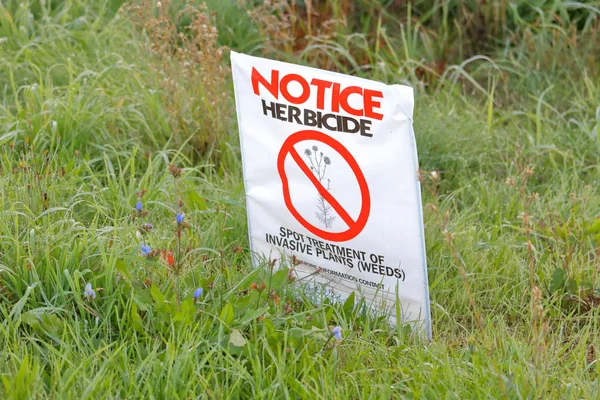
[1,0,599,398]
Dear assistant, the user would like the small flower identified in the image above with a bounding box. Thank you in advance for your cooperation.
[164,250,178,266]
[141,243,152,256]
[193,288,203,301]
[304,148,312,156]
[323,156,331,165]
[312,145,318,152]
[136,201,143,212]
[83,283,96,301]
[332,326,342,342]
[176,212,185,224]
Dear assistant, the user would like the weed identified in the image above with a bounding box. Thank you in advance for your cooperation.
[126,0,230,158]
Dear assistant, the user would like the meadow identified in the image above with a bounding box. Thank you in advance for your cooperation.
[0,0,599,398]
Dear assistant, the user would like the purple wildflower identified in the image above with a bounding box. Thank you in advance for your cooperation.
[332,326,342,342]
[176,212,185,224]
[141,243,152,256]
[83,283,96,301]
[193,288,203,302]
[136,201,143,212]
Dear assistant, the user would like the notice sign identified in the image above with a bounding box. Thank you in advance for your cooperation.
[231,51,431,337]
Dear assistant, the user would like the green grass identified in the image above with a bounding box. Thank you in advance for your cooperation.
[1,0,600,398]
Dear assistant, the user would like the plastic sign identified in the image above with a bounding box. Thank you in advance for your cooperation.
[231,51,431,338]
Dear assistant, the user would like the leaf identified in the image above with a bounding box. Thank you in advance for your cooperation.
[325,307,333,322]
[566,278,579,295]
[131,303,145,334]
[288,327,308,340]
[150,285,168,314]
[270,268,289,289]
[174,299,195,326]
[220,303,234,326]
[550,268,567,293]
[263,317,275,336]
[187,191,208,211]
[29,229,36,253]
[10,284,37,321]
[115,258,132,282]
[21,311,64,342]
[150,284,165,304]
[343,291,356,316]
[133,286,152,311]
[308,325,329,341]
[239,307,268,327]
[587,218,600,234]
[229,329,247,347]
[40,314,63,336]
[0,130,18,146]
[21,311,41,327]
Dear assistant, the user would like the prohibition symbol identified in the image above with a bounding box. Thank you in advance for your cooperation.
[277,129,371,242]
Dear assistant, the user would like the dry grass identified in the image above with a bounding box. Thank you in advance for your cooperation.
[126,0,230,157]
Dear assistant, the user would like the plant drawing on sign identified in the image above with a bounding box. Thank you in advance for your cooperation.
[304,146,335,229]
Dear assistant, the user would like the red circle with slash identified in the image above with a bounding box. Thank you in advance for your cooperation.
[277,129,370,242]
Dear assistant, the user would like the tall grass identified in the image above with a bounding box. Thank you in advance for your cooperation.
[1,0,599,398]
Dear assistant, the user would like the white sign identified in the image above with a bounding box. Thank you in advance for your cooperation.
[231,51,431,338]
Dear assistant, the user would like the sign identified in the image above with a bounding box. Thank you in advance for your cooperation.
[231,51,431,338]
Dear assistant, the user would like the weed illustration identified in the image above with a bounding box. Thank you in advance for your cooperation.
[304,146,335,229]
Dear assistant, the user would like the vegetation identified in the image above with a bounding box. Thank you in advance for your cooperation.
[0,0,599,398]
